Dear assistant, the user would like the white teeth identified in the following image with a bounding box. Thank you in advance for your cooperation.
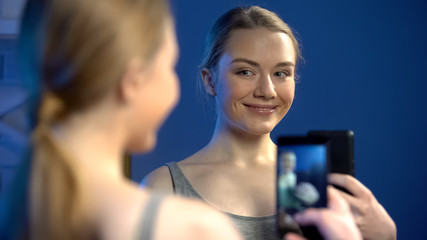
[244,104,276,112]
[250,106,275,112]
[251,106,274,110]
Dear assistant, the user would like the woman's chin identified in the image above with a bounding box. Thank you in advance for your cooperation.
[250,129,274,136]
[241,124,275,136]
[227,121,276,136]
[127,133,157,154]
[251,121,279,134]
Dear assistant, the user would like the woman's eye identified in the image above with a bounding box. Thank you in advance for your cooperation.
[274,71,290,77]
[237,70,254,76]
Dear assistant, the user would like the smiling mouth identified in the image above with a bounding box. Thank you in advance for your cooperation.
[243,104,278,114]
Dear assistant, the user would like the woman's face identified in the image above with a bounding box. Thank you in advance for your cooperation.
[213,27,296,135]
[129,23,180,152]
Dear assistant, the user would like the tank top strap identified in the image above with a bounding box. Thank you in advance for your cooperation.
[138,193,165,240]
[165,162,204,200]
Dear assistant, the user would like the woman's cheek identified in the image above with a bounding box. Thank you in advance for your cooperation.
[278,82,295,100]
[229,81,254,100]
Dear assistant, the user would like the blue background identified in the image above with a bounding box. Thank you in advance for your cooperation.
[132,0,427,239]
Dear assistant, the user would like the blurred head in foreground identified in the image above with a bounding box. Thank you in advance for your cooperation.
[2,0,178,239]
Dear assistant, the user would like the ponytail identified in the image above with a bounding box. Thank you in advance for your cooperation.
[29,94,94,240]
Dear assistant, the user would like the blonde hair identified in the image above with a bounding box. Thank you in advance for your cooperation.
[23,0,171,239]
[200,6,301,72]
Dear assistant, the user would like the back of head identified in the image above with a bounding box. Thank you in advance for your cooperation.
[11,0,171,239]
[41,0,170,121]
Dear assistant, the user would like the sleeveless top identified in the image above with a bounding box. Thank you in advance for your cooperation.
[138,193,164,240]
[165,162,282,240]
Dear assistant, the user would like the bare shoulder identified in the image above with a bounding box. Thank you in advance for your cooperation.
[140,166,173,193]
[155,196,242,240]
[90,181,150,240]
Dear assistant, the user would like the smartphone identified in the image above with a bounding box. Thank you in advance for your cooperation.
[276,136,329,239]
[307,130,354,176]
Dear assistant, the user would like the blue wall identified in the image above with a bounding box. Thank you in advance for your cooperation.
[132,0,427,239]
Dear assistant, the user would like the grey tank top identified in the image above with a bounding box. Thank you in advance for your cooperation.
[165,162,282,240]
[138,193,164,240]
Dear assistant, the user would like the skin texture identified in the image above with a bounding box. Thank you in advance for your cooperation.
[55,24,242,240]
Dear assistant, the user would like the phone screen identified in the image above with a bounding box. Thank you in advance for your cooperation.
[277,137,328,237]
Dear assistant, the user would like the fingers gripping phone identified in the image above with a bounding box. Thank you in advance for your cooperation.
[276,136,329,239]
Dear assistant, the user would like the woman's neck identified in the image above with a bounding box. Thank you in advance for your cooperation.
[53,106,126,182]
[203,120,277,167]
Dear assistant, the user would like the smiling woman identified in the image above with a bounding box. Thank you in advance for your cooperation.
[142,6,395,239]
[211,27,296,135]
[143,6,301,240]
[142,5,396,240]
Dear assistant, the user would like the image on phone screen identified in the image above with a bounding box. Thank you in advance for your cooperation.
[277,143,328,228]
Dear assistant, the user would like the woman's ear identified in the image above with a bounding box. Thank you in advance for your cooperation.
[201,68,217,96]
[118,57,144,103]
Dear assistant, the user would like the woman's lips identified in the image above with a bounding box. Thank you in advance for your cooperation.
[243,103,278,116]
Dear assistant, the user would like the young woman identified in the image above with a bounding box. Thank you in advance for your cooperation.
[144,6,396,240]
[0,0,243,239]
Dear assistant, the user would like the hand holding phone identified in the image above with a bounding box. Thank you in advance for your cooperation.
[284,187,362,240]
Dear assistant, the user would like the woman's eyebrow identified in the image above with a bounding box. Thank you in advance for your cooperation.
[230,58,295,68]
[230,58,260,67]
[275,62,295,67]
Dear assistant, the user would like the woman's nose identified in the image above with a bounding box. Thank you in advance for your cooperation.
[254,74,276,99]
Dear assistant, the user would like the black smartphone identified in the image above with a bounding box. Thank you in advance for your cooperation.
[307,130,354,176]
[276,136,329,239]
